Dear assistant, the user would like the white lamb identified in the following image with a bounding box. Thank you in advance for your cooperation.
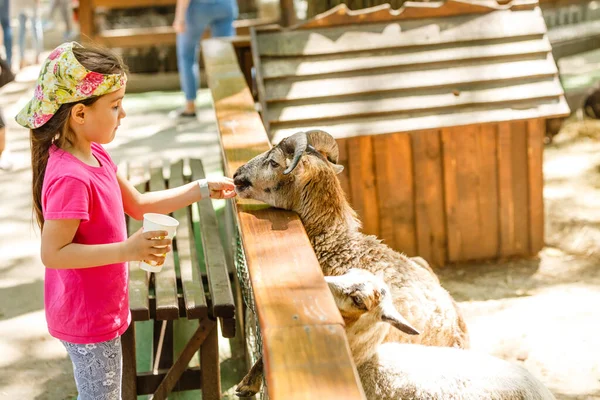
[326,268,556,400]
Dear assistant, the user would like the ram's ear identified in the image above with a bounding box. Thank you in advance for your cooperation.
[285,156,306,174]
[330,162,344,174]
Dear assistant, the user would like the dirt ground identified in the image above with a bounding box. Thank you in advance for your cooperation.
[435,116,600,400]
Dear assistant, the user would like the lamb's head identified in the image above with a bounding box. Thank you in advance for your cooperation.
[232,130,344,211]
[325,269,419,336]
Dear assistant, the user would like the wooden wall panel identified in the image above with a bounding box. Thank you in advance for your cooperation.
[442,125,499,261]
[373,133,417,255]
[511,120,531,255]
[412,130,447,267]
[498,121,516,256]
[441,127,460,261]
[498,120,532,256]
[348,136,379,237]
[477,124,501,258]
[527,119,545,254]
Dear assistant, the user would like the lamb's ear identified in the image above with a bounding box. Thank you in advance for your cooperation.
[381,304,420,336]
[330,162,344,175]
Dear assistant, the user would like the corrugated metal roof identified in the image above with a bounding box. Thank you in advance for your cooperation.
[251,0,570,142]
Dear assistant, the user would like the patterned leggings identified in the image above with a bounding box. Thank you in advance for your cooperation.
[61,337,122,400]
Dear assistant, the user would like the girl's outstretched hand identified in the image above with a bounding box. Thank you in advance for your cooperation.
[208,177,237,199]
[123,228,172,263]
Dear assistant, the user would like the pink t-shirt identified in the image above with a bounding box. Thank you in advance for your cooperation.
[42,143,131,344]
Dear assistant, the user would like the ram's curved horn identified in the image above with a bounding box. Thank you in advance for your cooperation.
[306,130,339,164]
[281,132,308,175]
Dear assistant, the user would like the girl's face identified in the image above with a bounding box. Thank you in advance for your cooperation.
[79,87,127,145]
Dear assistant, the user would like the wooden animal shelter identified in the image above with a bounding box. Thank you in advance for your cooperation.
[249,0,570,266]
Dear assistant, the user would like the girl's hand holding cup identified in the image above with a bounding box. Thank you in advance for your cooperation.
[139,213,179,272]
[124,228,173,267]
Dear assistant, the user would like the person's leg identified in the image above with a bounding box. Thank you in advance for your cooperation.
[18,13,27,68]
[0,111,13,171]
[0,114,6,156]
[175,3,207,115]
[61,337,123,400]
[209,0,238,38]
[58,0,72,38]
[0,0,13,66]
[32,7,43,63]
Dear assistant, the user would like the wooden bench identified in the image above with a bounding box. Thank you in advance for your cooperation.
[203,36,366,400]
[78,0,290,49]
[121,159,236,400]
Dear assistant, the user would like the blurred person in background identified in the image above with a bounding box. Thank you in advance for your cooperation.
[0,54,14,171]
[14,0,43,69]
[172,0,238,118]
[0,0,13,67]
[0,109,14,171]
[44,0,73,40]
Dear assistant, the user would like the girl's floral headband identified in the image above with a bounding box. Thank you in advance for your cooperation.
[15,42,127,129]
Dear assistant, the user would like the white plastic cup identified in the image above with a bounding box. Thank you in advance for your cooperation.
[140,213,179,273]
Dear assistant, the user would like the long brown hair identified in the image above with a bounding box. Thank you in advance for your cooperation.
[31,45,127,229]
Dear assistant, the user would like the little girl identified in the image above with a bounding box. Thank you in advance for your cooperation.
[16,42,236,399]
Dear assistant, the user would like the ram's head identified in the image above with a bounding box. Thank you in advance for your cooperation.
[233,130,343,210]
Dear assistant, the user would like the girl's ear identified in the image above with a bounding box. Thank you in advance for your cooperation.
[70,104,86,125]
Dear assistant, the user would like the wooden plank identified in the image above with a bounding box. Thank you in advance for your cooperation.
[347,136,379,237]
[441,128,460,262]
[78,0,94,40]
[94,27,176,48]
[280,0,297,26]
[510,120,531,255]
[257,9,546,56]
[94,0,176,8]
[261,38,552,79]
[264,55,558,102]
[127,165,150,322]
[373,133,416,255]
[527,119,545,254]
[250,29,270,133]
[152,318,216,400]
[152,321,173,373]
[136,367,202,395]
[336,138,352,202]
[548,19,600,59]
[200,324,221,400]
[412,130,447,267]
[269,96,571,142]
[203,38,364,399]
[264,324,366,399]
[202,39,270,175]
[477,124,501,259]
[121,324,137,400]
[169,160,208,320]
[238,208,345,328]
[190,159,236,319]
[498,122,516,256]
[93,21,272,49]
[219,316,237,339]
[149,166,180,321]
[293,1,537,30]
[442,125,499,261]
[266,78,565,125]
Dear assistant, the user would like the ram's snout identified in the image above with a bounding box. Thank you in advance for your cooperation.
[233,168,252,192]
